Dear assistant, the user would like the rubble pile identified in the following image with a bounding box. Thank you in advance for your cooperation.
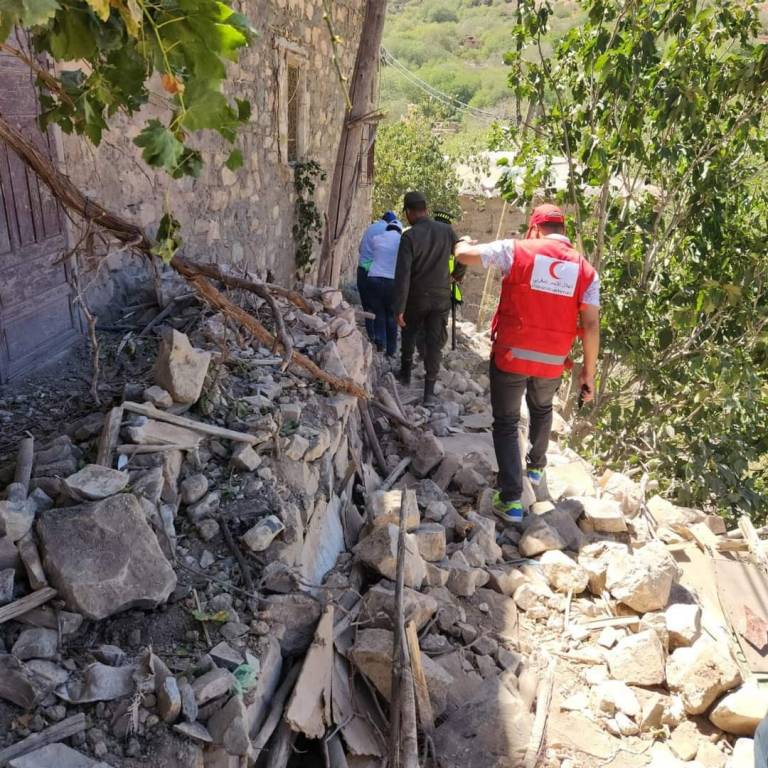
[0,286,764,768]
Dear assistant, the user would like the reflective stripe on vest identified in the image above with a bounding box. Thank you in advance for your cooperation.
[509,347,568,365]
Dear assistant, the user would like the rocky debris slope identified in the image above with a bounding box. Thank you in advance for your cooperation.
[0,297,763,768]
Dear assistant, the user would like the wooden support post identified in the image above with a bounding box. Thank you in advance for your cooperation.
[13,437,34,495]
[96,406,123,467]
[405,620,434,734]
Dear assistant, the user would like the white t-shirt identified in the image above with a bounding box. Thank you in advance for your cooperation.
[477,234,600,307]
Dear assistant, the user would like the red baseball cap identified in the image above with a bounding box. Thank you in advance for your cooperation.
[526,204,564,237]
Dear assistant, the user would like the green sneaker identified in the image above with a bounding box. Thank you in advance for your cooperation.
[526,467,543,486]
[492,492,524,524]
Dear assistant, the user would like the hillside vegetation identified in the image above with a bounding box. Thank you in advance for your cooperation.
[381,0,583,126]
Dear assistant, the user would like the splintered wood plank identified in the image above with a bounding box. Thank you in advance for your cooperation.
[123,401,258,443]
[0,713,85,766]
[285,605,334,739]
[405,621,433,734]
[0,587,57,625]
[95,406,123,466]
[331,653,384,757]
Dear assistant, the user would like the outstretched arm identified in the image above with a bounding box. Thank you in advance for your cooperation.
[454,238,484,266]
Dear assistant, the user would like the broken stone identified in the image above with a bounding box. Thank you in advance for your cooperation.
[647,495,705,528]
[599,470,643,517]
[485,566,527,597]
[283,434,309,461]
[578,541,629,596]
[639,611,670,651]
[180,474,209,505]
[12,628,58,661]
[432,455,460,491]
[665,603,702,648]
[125,419,201,447]
[158,675,182,723]
[60,662,136,703]
[367,489,420,531]
[360,582,437,631]
[92,645,125,667]
[37,494,176,620]
[412,524,447,562]
[597,626,623,649]
[0,535,20,570]
[539,550,589,594]
[0,495,36,542]
[545,461,595,499]
[143,385,173,409]
[186,490,220,522]
[179,678,198,722]
[574,496,627,533]
[130,466,164,505]
[453,465,488,497]
[349,628,453,716]
[519,518,566,557]
[424,563,448,587]
[210,642,244,671]
[173,721,213,744]
[154,328,211,404]
[8,743,100,768]
[0,654,45,708]
[0,567,14,604]
[410,432,445,478]
[696,742,726,768]
[728,738,754,767]
[207,694,250,755]
[444,553,488,597]
[605,540,680,613]
[230,443,261,472]
[709,683,768,736]
[354,525,426,589]
[433,679,533,768]
[191,667,235,706]
[262,593,322,655]
[593,680,640,718]
[241,515,285,552]
[669,720,702,761]
[278,457,320,497]
[666,638,742,715]
[607,630,666,686]
[513,581,556,613]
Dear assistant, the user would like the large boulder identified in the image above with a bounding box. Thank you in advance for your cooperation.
[709,684,768,737]
[666,638,742,715]
[605,540,680,612]
[36,494,176,620]
[154,328,211,405]
[607,630,666,686]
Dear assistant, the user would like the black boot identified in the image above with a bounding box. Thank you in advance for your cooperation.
[399,359,412,386]
[423,378,438,407]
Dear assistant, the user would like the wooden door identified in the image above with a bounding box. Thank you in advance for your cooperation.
[0,35,80,383]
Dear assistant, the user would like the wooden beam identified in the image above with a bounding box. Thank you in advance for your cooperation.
[123,401,258,444]
[13,437,34,495]
[523,654,556,768]
[405,621,434,734]
[0,714,86,766]
[95,406,123,466]
[0,588,57,625]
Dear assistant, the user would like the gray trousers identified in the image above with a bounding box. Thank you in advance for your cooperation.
[490,360,561,502]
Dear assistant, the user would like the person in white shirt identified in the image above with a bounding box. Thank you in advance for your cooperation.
[366,218,403,356]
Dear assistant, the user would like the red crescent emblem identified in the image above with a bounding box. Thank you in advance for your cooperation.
[548,261,562,279]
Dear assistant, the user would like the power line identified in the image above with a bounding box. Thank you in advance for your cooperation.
[380,46,508,123]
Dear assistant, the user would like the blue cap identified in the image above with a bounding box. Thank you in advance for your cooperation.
[382,211,398,223]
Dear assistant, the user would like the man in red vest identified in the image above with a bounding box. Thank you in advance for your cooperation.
[454,204,600,523]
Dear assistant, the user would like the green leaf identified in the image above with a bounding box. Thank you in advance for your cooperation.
[134,119,184,172]
[225,148,243,171]
[21,0,58,26]
[235,97,251,122]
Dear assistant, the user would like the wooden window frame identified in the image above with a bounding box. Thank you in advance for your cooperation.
[275,37,309,165]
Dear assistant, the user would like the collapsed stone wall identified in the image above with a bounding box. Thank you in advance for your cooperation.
[61,0,372,315]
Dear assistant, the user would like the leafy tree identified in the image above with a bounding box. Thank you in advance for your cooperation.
[372,107,461,218]
[501,0,768,518]
[0,0,254,178]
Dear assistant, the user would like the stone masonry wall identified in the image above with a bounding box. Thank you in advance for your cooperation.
[60,0,371,312]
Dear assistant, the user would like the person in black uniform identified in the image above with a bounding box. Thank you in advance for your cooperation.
[394,191,463,406]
